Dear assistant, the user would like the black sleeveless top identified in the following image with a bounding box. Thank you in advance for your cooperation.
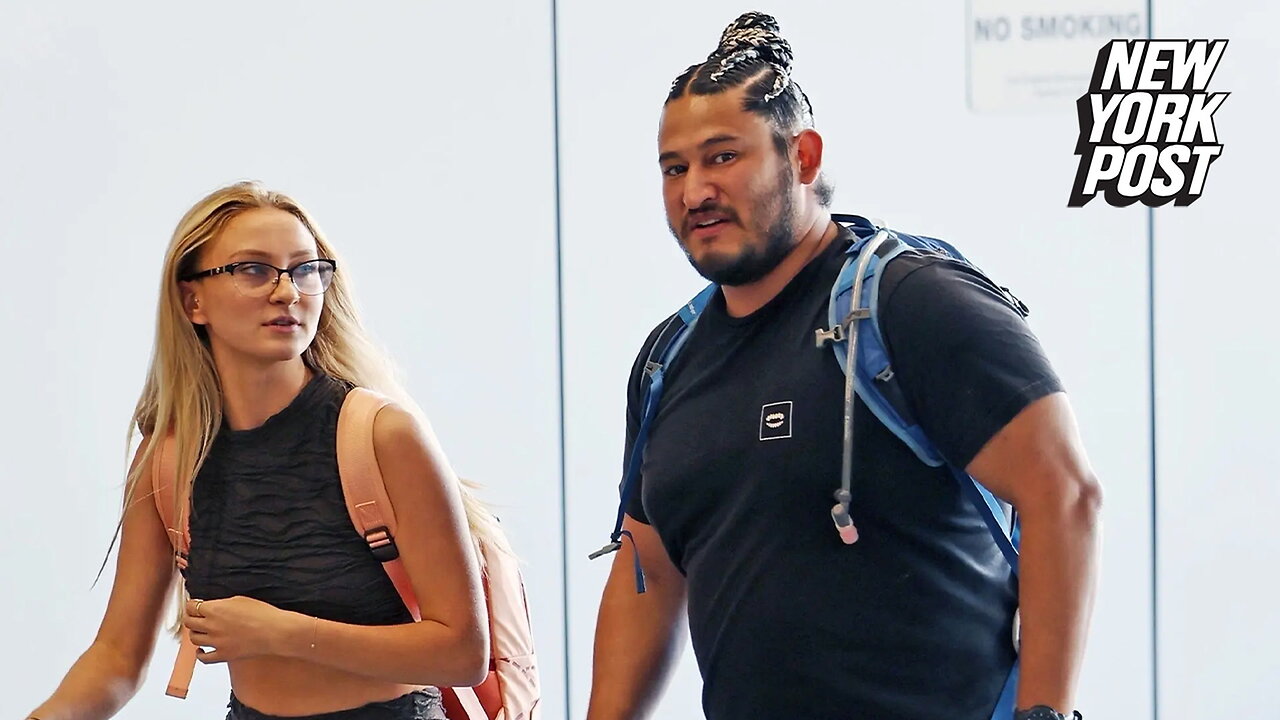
[182,374,413,626]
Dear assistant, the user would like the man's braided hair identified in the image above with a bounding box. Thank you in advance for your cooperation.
[667,12,833,206]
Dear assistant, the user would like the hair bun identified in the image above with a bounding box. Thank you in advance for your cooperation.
[713,11,793,74]
[702,12,794,102]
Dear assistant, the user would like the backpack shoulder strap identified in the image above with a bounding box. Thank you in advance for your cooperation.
[150,434,189,562]
[589,284,717,588]
[828,216,1010,466]
[339,389,541,720]
[828,215,1020,567]
[149,433,199,699]
[335,387,421,619]
[828,222,948,467]
[645,283,718,381]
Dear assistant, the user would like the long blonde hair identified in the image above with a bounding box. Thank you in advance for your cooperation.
[122,181,508,632]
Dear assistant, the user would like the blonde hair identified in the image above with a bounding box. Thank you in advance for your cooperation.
[121,181,509,633]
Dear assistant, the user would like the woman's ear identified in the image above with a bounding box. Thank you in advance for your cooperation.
[181,282,207,326]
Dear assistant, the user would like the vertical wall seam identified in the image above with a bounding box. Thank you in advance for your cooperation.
[1147,6,1159,719]
[550,0,572,713]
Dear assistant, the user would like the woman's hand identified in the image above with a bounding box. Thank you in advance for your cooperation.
[183,596,305,664]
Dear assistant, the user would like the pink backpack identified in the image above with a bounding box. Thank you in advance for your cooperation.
[150,388,540,720]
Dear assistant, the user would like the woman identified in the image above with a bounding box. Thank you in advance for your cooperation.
[27,181,501,720]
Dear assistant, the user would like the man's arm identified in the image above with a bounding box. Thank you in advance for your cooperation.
[966,391,1102,715]
[586,515,688,720]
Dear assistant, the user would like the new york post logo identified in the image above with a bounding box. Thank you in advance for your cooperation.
[1069,40,1228,207]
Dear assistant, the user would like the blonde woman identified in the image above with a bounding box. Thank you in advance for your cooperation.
[28,182,500,720]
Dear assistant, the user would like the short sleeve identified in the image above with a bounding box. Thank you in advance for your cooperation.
[620,320,671,524]
[877,254,1064,469]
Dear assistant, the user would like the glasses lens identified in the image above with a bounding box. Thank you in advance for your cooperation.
[292,260,334,295]
[230,263,277,296]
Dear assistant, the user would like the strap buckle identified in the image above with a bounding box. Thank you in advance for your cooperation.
[363,526,400,563]
[814,308,870,348]
[814,324,844,347]
[588,541,622,560]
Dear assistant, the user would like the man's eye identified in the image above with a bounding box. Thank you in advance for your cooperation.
[712,152,736,164]
[663,165,687,177]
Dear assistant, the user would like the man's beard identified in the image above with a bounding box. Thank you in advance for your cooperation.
[672,166,797,287]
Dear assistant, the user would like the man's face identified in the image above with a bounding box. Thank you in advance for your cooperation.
[658,85,799,286]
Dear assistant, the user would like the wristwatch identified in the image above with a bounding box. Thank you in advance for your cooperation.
[1013,706,1083,720]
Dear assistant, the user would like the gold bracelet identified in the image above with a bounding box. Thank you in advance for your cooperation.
[309,616,319,651]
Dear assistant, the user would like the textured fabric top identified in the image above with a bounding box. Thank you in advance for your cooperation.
[183,373,412,626]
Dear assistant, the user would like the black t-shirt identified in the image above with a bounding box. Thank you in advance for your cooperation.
[623,226,1062,720]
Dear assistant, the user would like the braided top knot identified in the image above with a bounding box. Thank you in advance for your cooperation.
[707,12,794,103]
[663,12,833,207]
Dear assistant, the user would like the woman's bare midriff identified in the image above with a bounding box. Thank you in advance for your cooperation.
[228,655,425,716]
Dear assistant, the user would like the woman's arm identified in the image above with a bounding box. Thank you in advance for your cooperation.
[28,438,179,720]
[184,405,490,687]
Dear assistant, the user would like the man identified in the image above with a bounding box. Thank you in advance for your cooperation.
[587,12,1101,720]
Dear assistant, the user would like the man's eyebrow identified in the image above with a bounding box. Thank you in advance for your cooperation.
[659,135,741,163]
[699,134,739,148]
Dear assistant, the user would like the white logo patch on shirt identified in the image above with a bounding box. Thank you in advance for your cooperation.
[759,401,793,441]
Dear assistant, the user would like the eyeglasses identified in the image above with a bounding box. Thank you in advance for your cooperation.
[182,258,337,297]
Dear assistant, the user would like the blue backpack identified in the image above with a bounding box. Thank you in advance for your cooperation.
[590,214,1028,720]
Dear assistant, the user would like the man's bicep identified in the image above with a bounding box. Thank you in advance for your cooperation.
[620,513,682,586]
[966,391,1099,510]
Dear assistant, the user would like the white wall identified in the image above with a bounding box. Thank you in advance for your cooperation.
[1153,2,1280,718]
[3,2,1275,719]
[0,2,564,718]
[558,3,1152,718]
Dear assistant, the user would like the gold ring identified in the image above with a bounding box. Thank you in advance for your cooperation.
[193,600,204,617]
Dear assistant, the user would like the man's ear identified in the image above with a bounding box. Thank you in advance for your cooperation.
[794,128,824,185]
